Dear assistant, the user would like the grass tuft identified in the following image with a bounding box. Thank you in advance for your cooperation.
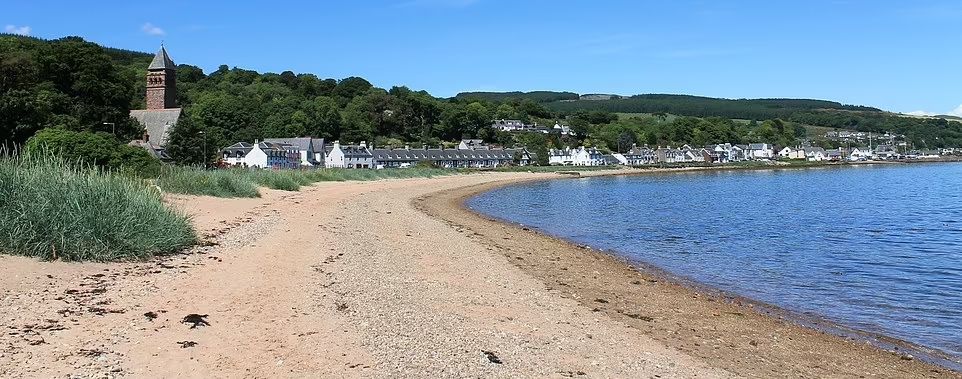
[0,151,196,261]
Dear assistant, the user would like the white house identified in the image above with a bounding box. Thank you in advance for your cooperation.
[325,141,375,168]
[458,139,488,150]
[615,144,657,165]
[746,143,774,160]
[263,138,324,166]
[778,146,794,159]
[806,147,827,161]
[221,141,300,169]
[548,146,606,166]
[849,147,871,161]
[553,123,575,136]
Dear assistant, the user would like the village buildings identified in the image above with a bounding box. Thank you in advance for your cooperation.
[221,141,301,169]
[548,146,606,166]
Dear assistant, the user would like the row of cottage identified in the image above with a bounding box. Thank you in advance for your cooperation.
[221,138,530,169]
[546,143,944,166]
[548,143,778,166]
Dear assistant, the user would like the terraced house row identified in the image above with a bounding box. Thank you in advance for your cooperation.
[220,138,531,169]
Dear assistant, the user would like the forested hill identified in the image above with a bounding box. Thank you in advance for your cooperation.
[455,91,579,103]
[455,91,880,120]
[3,33,961,165]
[453,91,962,147]
[547,94,881,120]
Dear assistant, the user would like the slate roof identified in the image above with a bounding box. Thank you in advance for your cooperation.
[326,144,374,158]
[626,146,655,156]
[460,139,488,150]
[222,142,254,156]
[263,138,324,153]
[222,141,298,157]
[128,140,171,161]
[129,108,182,147]
[371,148,520,162]
[148,46,175,70]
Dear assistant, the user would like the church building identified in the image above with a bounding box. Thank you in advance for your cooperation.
[129,46,181,159]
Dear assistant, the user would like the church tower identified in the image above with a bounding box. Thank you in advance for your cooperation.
[145,45,177,110]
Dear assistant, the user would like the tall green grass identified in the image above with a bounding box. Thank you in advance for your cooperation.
[156,166,261,197]
[155,166,462,198]
[0,152,196,261]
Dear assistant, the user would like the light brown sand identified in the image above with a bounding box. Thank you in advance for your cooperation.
[0,171,957,378]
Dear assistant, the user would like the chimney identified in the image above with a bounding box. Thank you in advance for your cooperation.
[359,141,366,148]
[405,145,410,150]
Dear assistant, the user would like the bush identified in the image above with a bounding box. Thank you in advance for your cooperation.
[0,151,195,261]
[25,128,162,177]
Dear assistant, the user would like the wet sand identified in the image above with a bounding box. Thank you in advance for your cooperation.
[417,172,961,378]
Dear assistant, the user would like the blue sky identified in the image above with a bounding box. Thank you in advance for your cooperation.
[5,0,961,115]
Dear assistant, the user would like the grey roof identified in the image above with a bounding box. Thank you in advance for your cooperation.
[626,146,654,156]
[128,140,171,161]
[259,141,297,152]
[326,144,373,158]
[263,138,322,152]
[460,139,489,150]
[371,148,521,162]
[148,46,175,70]
[129,108,182,147]
[222,142,254,156]
[748,143,769,150]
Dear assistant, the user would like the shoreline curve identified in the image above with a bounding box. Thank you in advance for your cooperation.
[415,169,962,378]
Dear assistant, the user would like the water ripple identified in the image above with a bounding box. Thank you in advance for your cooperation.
[470,163,962,361]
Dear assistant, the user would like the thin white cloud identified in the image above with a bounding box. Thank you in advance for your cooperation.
[905,104,962,117]
[650,47,748,59]
[4,24,31,35]
[397,0,479,8]
[950,104,962,117]
[141,22,165,36]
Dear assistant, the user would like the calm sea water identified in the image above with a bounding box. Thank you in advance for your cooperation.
[469,164,962,364]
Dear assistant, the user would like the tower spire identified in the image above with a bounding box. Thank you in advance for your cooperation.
[145,45,176,109]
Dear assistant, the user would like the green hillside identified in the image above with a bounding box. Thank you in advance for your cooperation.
[455,91,579,103]
[3,33,961,168]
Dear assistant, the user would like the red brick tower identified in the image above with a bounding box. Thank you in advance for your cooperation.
[145,45,176,110]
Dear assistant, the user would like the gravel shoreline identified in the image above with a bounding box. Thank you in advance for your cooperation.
[415,171,962,378]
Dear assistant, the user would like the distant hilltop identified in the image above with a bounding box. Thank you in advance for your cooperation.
[454,91,883,120]
[578,94,622,101]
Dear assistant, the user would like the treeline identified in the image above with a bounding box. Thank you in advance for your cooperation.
[0,35,145,145]
[581,115,804,153]
[0,35,569,165]
[455,91,579,103]
[788,111,962,147]
[5,34,960,169]
[546,94,880,120]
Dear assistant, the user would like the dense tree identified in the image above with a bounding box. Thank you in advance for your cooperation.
[164,115,213,166]
[24,128,160,176]
[3,33,961,164]
[0,36,140,146]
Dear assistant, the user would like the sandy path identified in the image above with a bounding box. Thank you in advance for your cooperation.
[0,172,730,378]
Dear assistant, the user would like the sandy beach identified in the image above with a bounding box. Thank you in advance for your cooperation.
[1,171,958,378]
